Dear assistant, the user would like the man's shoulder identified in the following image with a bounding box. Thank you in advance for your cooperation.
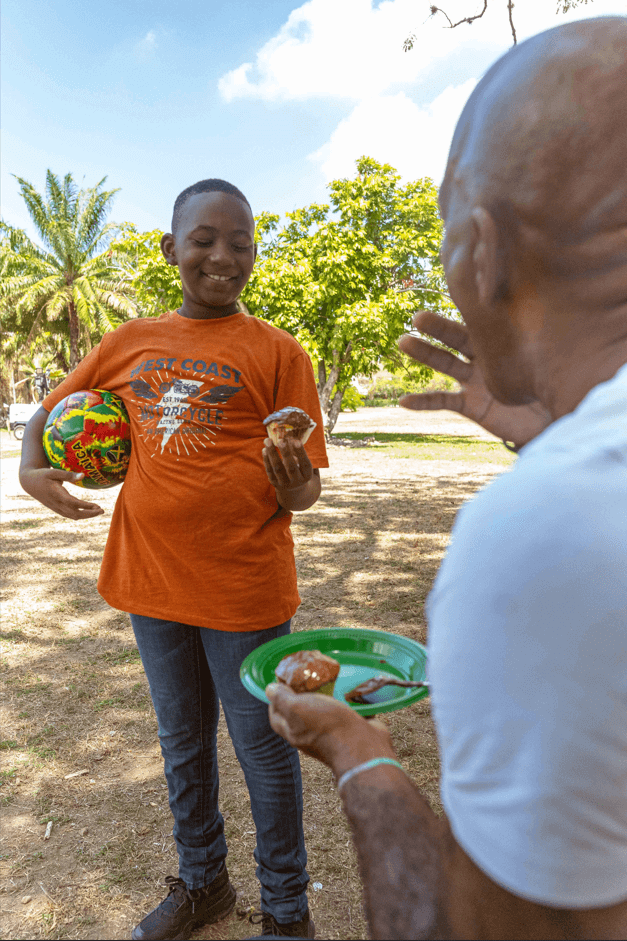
[442,438,627,595]
[464,364,627,541]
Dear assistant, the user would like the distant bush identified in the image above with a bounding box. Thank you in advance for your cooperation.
[366,376,427,401]
[364,372,457,406]
[340,386,364,411]
[363,397,395,408]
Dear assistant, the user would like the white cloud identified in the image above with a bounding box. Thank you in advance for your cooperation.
[218,0,460,102]
[218,0,627,190]
[135,30,158,57]
[309,79,476,185]
[218,0,627,103]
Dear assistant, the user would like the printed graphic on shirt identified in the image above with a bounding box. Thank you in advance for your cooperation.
[126,355,245,457]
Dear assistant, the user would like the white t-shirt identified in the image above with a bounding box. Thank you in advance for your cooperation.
[427,363,627,908]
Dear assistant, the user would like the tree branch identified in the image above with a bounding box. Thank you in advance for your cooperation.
[404,1,527,50]
[397,283,455,304]
[430,1,489,32]
[507,0,517,44]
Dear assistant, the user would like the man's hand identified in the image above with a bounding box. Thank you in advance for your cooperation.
[399,311,551,448]
[19,468,105,520]
[267,682,396,778]
[262,437,321,511]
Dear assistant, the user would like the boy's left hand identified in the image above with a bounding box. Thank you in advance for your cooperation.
[262,437,313,491]
[262,437,321,512]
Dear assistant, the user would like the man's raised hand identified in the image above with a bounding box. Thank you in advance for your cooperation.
[399,311,551,448]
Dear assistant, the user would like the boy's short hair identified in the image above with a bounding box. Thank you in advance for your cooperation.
[171,179,252,233]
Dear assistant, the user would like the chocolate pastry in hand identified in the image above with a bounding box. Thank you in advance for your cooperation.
[263,407,316,446]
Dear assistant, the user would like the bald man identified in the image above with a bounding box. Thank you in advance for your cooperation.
[265,15,627,940]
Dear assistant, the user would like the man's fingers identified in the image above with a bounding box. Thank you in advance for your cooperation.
[410,311,475,359]
[399,390,466,414]
[398,334,473,383]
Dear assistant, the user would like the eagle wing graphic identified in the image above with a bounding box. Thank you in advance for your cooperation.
[129,379,158,400]
[198,385,243,405]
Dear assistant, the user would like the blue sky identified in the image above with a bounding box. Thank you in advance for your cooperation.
[3,0,626,241]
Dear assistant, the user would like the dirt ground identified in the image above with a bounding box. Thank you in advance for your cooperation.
[0,409,509,941]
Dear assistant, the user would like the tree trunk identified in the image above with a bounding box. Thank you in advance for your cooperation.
[68,299,80,371]
[325,387,345,435]
[316,342,352,436]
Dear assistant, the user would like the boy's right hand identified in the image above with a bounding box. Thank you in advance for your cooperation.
[19,468,104,520]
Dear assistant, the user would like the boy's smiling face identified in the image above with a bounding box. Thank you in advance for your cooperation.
[161,191,256,320]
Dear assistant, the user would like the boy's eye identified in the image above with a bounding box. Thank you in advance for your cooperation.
[194,240,213,247]
[233,244,252,252]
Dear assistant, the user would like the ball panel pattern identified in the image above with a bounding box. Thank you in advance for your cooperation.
[43,389,131,489]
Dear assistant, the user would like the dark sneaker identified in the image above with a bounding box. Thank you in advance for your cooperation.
[248,910,315,938]
[131,865,236,940]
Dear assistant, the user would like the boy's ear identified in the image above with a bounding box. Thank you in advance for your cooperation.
[161,232,177,266]
[253,243,258,263]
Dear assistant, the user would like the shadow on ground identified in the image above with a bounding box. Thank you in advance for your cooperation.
[0,455,501,940]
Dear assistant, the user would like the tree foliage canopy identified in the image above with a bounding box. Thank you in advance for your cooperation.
[111,226,184,318]
[0,171,136,372]
[2,162,452,427]
[242,157,450,432]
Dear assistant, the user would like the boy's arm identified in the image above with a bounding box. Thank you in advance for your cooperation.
[19,407,104,520]
[262,437,321,511]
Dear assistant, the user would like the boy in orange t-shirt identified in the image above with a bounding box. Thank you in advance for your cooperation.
[19,179,328,940]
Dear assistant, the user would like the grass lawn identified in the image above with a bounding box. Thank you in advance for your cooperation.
[0,414,513,939]
[331,430,515,465]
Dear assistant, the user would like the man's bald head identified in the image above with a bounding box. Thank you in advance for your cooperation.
[443,16,627,283]
[438,16,627,414]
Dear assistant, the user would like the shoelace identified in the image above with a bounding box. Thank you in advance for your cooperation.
[163,875,205,915]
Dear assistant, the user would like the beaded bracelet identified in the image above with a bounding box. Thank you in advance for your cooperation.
[336,757,407,795]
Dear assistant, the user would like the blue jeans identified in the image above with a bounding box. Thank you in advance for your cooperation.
[130,614,309,923]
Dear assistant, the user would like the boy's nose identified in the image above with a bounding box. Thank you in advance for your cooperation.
[207,239,232,265]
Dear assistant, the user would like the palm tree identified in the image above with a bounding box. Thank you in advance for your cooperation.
[1,171,136,370]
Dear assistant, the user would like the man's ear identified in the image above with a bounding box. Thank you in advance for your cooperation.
[471,207,499,306]
[161,232,176,266]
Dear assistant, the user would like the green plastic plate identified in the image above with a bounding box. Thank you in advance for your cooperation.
[240,627,429,717]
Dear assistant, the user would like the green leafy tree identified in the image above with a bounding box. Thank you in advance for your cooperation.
[404,0,593,49]
[1,171,136,371]
[111,225,183,317]
[242,157,450,434]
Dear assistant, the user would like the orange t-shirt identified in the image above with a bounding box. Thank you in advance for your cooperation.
[43,311,329,631]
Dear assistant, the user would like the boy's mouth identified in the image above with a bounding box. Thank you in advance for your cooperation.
[204,272,236,283]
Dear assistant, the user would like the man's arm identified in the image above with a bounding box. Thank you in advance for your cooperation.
[267,684,627,940]
[19,406,104,520]
[341,764,448,939]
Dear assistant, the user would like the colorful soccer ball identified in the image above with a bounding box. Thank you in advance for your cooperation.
[43,389,131,489]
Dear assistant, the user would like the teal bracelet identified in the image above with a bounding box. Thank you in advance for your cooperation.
[336,757,406,795]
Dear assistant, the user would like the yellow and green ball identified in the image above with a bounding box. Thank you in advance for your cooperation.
[43,389,131,489]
